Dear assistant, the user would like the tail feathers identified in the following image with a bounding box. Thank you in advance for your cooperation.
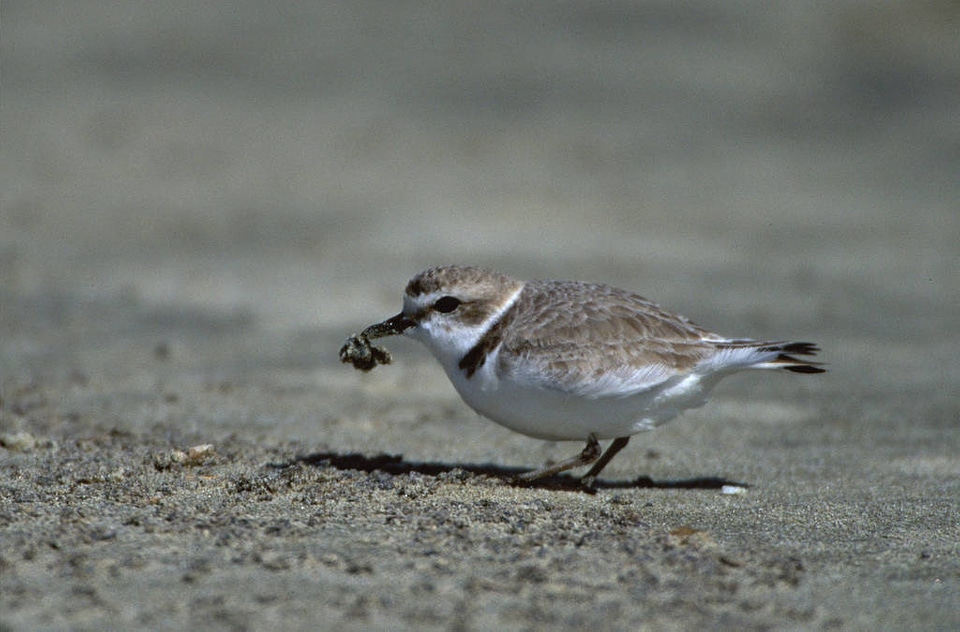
[715,340,826,374]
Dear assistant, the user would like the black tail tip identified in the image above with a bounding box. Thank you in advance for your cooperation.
[784,364,827,374]
[777,342,820,356]
[776,343,826,373]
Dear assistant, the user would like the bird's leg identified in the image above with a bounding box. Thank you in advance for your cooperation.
[579,436,630,489]
[512,434,602,484]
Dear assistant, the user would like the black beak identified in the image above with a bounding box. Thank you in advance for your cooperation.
[360,312,415,339]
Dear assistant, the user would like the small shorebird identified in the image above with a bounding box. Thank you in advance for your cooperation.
[341,265,823,487]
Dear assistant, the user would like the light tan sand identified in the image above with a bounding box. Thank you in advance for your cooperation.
[2,1,958,629]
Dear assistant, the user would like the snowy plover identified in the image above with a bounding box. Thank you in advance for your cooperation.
[341,265,823,487]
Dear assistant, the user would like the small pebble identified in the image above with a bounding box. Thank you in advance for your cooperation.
[721,485,748,495]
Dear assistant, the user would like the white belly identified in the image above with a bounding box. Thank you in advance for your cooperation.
[443,361,716,441]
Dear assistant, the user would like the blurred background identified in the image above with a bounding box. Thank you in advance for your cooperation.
[2,0,958,405]
[3,5,959,627]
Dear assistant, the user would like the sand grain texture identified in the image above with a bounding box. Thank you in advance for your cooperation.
[2,1,958,629]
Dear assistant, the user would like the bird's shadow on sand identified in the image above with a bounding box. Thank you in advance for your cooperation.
[286,451,748,493]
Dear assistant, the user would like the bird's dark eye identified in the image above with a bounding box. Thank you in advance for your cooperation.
[433,296,461,313]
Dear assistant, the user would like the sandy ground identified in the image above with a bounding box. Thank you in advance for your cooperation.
[2,1,959,629]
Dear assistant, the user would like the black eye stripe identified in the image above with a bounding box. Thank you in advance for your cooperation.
[433,296,462,313]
